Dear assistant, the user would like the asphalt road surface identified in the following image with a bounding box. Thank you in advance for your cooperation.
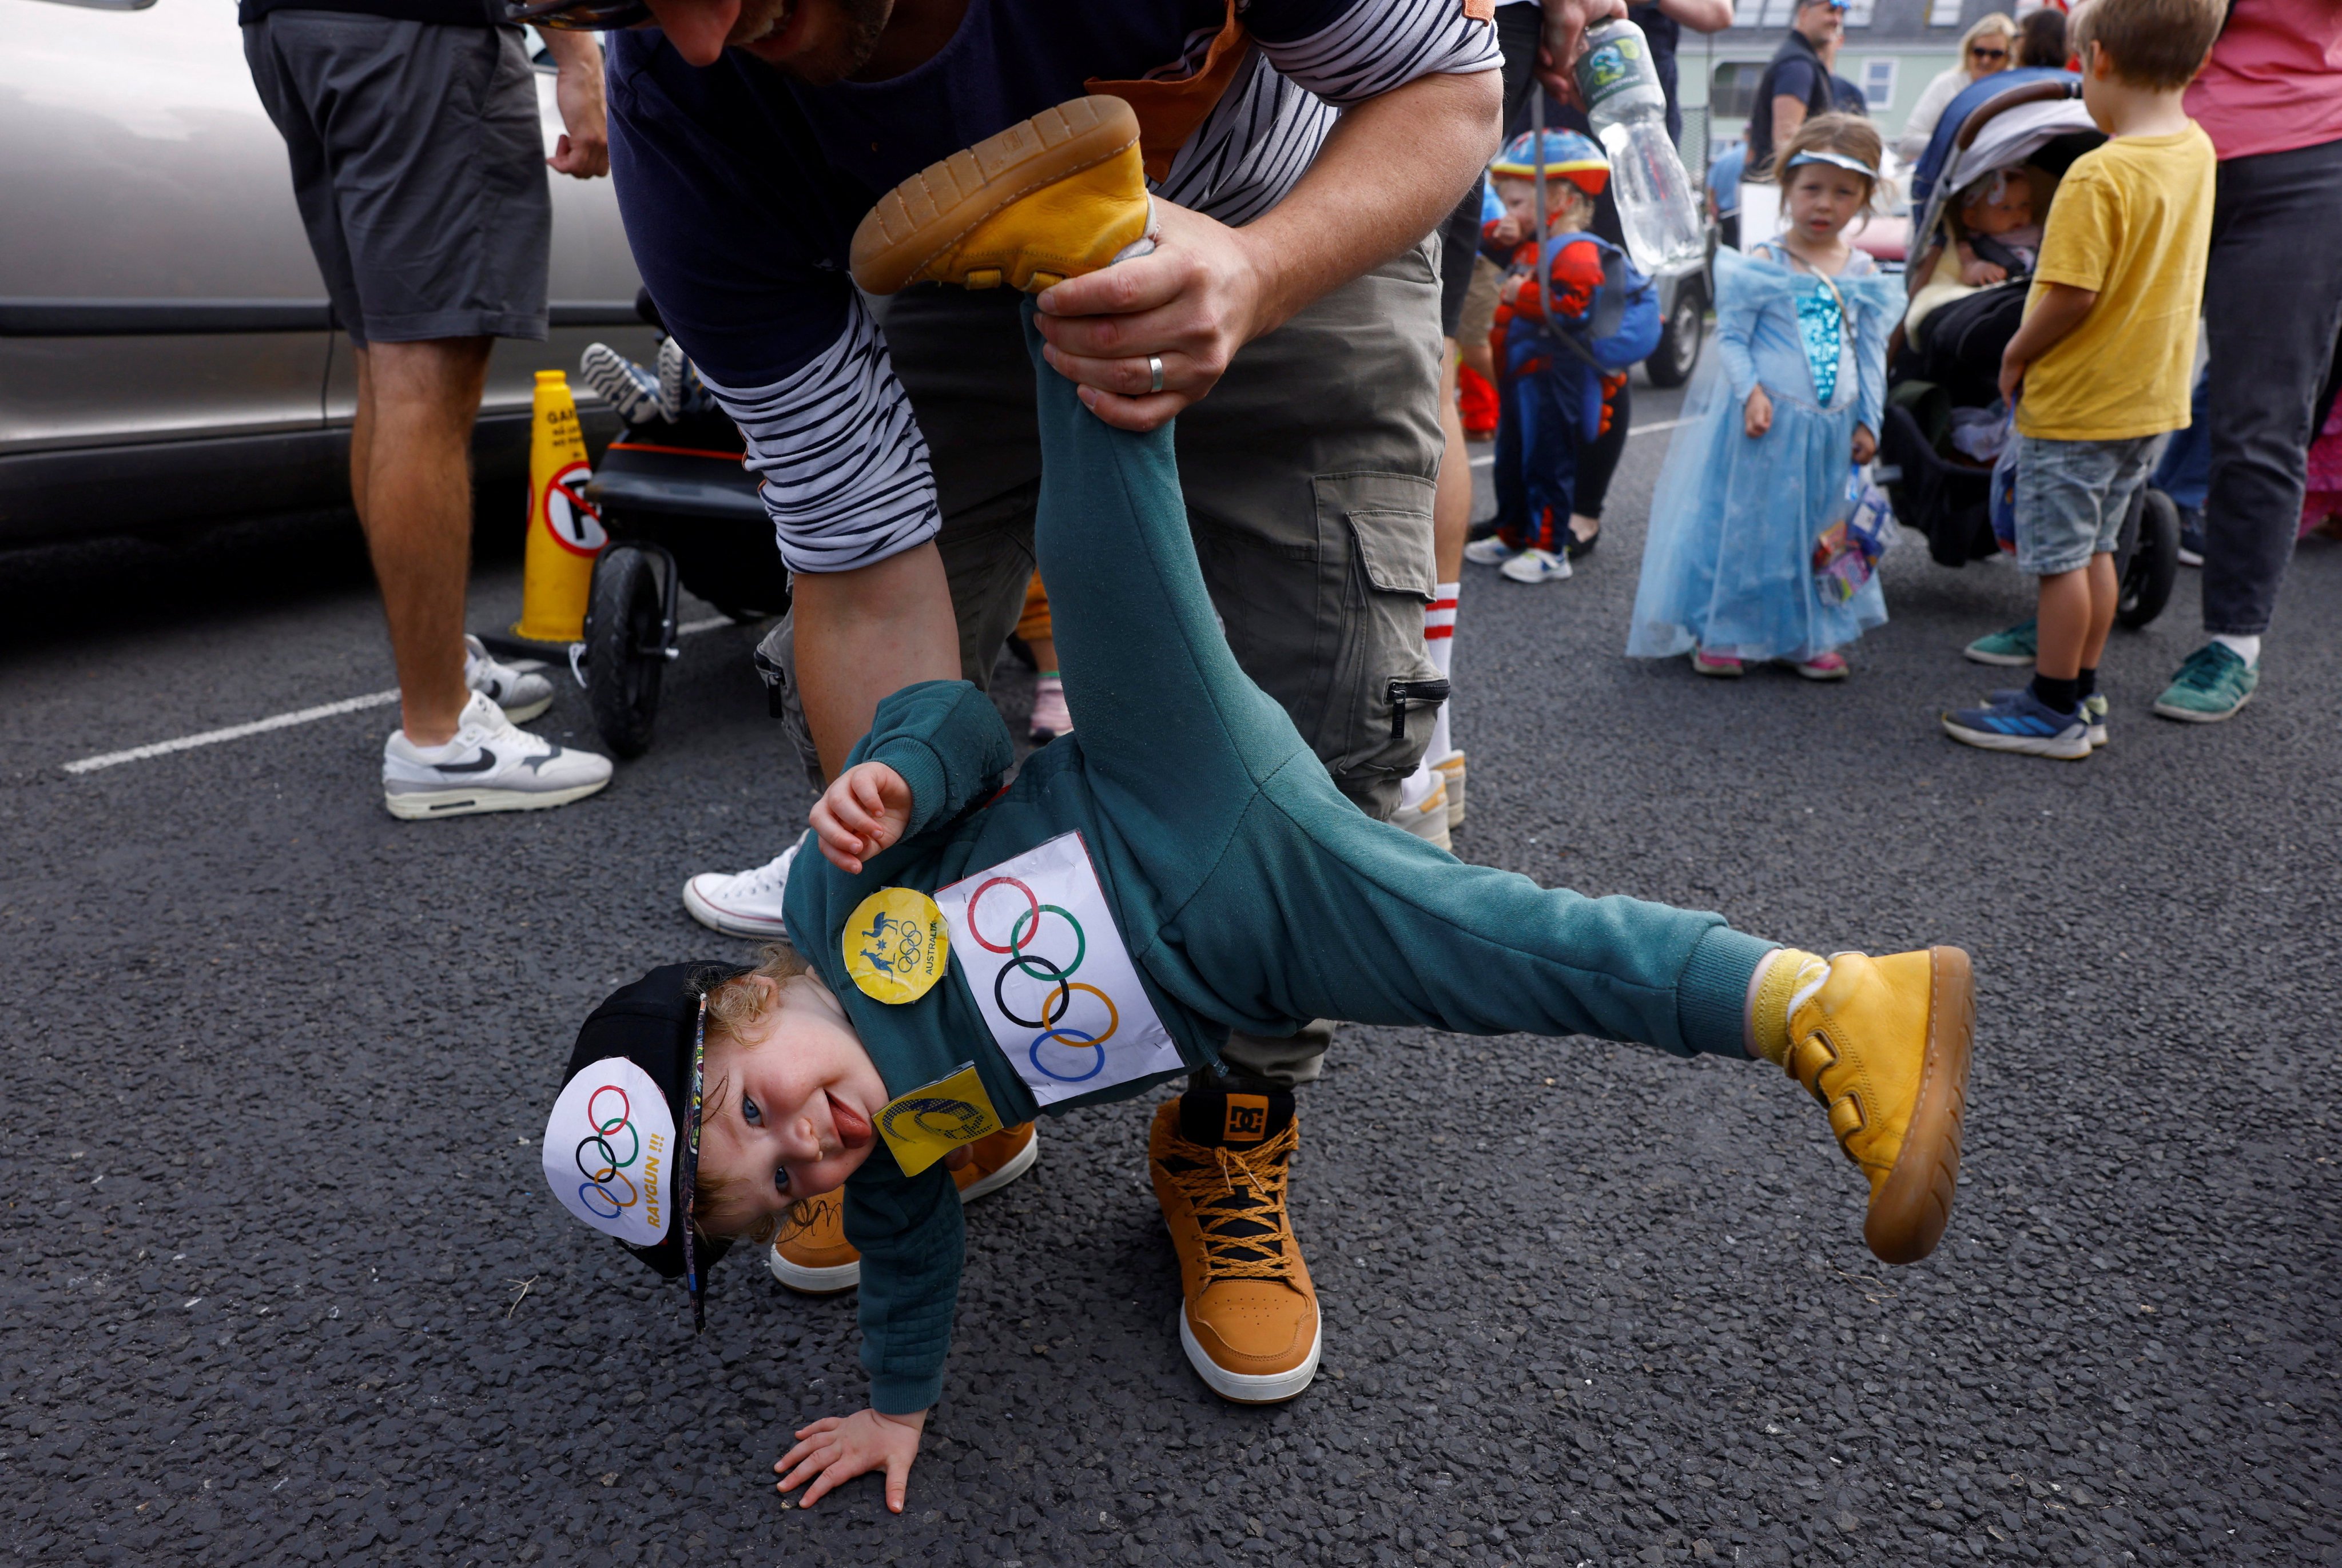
[5,375,2338,1568]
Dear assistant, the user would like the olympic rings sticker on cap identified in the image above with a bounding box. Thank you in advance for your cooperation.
[936,832,1181,1108]
[542,1056,676,1247]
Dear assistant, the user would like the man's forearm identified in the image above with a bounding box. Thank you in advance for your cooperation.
[1232,70,1502,338]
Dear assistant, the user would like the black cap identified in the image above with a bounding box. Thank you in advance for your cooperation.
[547,961,749,1329]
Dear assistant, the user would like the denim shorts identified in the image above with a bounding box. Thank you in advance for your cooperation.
[2013,433,2162,576]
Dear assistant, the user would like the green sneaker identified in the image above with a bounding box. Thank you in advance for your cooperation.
[2153,643,2259,723]
[1963,617,2038,667]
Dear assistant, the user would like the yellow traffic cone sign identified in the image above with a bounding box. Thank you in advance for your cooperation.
[514,369,605,643]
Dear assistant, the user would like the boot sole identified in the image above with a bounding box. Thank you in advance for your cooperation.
[955,1127,1040,1204]
[2151,690,2253,723]
[1863,945,1973,1265]
[681,876,795,940]
[850,95,1140,295]
[383,777,607,819]
[1938,717,2092,759]
[1178,1304,1321,1404]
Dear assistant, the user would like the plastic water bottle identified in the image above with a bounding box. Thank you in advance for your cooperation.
[1575,19,1706,274]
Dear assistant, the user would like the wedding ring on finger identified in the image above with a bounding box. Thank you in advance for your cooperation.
[1147,355,1164,395]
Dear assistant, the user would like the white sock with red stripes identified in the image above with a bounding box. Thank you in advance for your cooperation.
[1425,582,1459,763]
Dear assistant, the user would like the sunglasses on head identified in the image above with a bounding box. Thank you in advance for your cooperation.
[505,0,653,29]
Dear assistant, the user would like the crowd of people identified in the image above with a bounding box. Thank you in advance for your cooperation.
[234,0,2335,1518]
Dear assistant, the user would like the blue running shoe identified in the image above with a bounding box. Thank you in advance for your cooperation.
[1941,688,2091,759]
[1987,688,2108,749]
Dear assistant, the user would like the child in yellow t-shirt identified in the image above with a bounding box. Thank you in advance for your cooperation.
[1941,0,2223,759]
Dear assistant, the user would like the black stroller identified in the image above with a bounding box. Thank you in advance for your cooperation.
[1876,71,2181,628]
[576,388,787,758]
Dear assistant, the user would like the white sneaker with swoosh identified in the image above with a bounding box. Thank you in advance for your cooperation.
[381,691,613,819]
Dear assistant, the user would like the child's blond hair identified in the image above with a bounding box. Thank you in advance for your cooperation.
[2071,0,2224,91]
[1492,172,1597,230]
[1771,113,1892,216]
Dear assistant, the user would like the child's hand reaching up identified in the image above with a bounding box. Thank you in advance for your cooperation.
[775,1406,927,1512]
[1743,385,1774,439]
[1851,424,1876,465]
[810,761,912,874]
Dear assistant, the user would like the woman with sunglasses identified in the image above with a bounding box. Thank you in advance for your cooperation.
[1895,11,2018,164]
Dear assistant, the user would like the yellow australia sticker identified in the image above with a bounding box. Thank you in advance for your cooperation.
[842,887,949,1005]
[875,1064,1005,1177]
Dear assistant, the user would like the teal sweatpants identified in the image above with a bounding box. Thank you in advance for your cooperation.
[1023,307,1771,1058]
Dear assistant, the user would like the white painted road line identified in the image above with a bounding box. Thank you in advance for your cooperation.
[63,690,400,775]
[1469,414,1694,468]
[63,615,755,776]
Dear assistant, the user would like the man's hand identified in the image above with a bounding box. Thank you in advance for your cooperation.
[775,1407,927,1513]
[809,761,912,874]
[1538,0,1631,104]
[1851,423,1876,465]
[1033,199,1267,433]
[1744,385,1774,439]
[536,30,609,179]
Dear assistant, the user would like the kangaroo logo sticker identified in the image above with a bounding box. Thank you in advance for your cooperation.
[842,888,950,1005]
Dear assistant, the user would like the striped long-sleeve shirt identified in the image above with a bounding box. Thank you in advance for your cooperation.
[607,0,1497,573]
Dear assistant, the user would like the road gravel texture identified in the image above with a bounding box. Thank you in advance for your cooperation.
[3,393,2337,1568]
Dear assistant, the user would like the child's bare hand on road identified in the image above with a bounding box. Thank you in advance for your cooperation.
[1851,424,1876,465]
[775,1407,927,1512]
[1744,385,1774,439]
[810,762,912,875]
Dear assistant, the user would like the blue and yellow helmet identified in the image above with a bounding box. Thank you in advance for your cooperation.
[1489,130,1610,197]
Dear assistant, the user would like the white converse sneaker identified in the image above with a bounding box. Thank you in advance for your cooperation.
[683,838,803,940]
[1499,547,1572,584]
[463,634,554,723]
[382,690,612,819]
[1462,536,1513,568]
[580,342,661,427]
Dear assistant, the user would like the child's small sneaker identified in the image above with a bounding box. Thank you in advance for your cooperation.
[1433,751,1466,830]
[1792,651,1849,681]
[1962,617,2038,667]
[683,839,801,940]
[655,335,711,421]
[579,341,661,427]
[463,633,554,723]
[1939,688,2091,759]
[381,691,613,818]
[1989,688,2110,749]
[1499,547,1571,584]
[1028,674,1072,743]
[1462,536,1513,568]
[1691,647,1744,678]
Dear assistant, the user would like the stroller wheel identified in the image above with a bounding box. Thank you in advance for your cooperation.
[586,543,667,758]
[2116,487,2181,630]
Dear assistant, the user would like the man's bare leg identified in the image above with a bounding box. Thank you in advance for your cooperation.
[349,337,495,747]
[791,541,963,779]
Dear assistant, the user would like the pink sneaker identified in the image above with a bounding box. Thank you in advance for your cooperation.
[1691,647,1744,678]
[1029,674,1072,742]
[1794,651,1850,681]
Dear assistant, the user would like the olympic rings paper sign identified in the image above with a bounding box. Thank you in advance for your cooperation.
[876,1063,1006,1177]
[842,887,950,1005]
[934,832,1182,1108]
[543,1057,677,1247]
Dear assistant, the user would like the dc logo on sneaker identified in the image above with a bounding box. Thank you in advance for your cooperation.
[1222,1094,1269,1143]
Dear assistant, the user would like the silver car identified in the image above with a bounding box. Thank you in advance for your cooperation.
[0,0,656,546]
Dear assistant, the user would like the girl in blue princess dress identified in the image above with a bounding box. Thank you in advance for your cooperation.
[1628,115,1902,680]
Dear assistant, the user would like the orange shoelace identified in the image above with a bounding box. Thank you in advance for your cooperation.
[1160,1123,1302,1284]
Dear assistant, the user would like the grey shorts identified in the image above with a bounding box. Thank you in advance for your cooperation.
[761,241,1448,824]
[2013,432,2161,576]
[244,12,550,346]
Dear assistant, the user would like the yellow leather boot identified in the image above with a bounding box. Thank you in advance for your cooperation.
[1780,947,1975,1265]
[850,95,1155,296]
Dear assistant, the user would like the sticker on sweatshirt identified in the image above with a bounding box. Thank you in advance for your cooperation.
[876,1064,1005,1178]
[842,887,949,1005]
[935,831,1182,1108]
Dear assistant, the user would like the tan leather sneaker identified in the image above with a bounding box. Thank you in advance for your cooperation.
[1433,751,1466,830]
[849,95,1155,296]
[1784,947,1975,1265]
[1149,1092,1320,1403]
[767,1122,1040,1294]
